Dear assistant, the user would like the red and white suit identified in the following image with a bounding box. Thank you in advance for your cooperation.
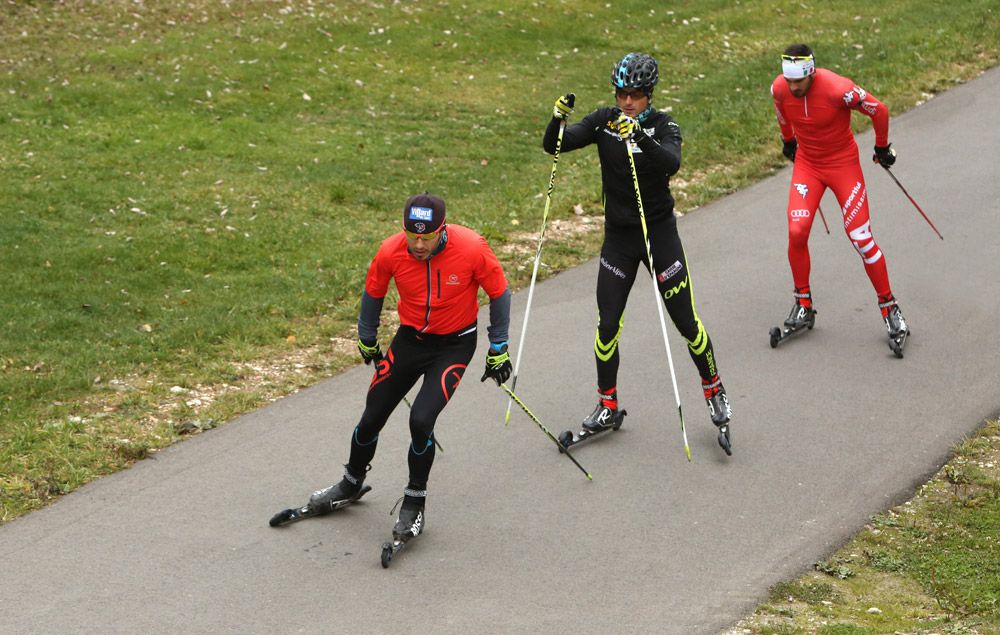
[771,68,893,298]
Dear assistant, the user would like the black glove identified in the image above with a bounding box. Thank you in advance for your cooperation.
[782,138,797,162]
[357,338,382,365]
[480,342,512,386]
[873,143,897,167]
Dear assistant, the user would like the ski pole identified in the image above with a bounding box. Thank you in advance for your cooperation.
[625,140,692,462]
[504,95,575,426]
[401,395,444,453]
[881,166,944,240]
[816,203,830,235]
[499,383,593,481]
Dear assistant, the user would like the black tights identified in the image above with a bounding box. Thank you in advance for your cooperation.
[593,220,718,393]
[347,326,476,491]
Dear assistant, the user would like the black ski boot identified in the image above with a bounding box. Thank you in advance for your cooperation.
[703,378,733,456]
[308,473,365,515]
[770,290,816,348]
[784,302,815,330]
[558,397,627,450]
[881,298,910,358]
[582,402,621,433]
[269,465,372,527]
[381,491,425,568]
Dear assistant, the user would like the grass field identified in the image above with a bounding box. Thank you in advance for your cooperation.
[1,0,998,625]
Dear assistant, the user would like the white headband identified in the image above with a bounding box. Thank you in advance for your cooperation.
[782,56,815,79]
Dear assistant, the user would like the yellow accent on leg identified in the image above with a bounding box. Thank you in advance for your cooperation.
[686,319,708,355]
[594,315,625,362]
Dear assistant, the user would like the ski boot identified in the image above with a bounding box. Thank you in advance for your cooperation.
[704,377,733,456]
[770,290,816,348]
[881,298,910,358]
[381,491,425,568]
[269,466,371,527]
[558,397,627,451]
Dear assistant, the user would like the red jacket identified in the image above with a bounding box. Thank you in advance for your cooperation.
[771,68,889,164]
[364,224,508,335]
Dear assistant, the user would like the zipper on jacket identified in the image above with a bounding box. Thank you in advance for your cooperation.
[420,260,432,332]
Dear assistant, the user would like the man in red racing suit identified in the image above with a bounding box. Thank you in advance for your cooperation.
[771,43,909,351]
[303,192,512,543]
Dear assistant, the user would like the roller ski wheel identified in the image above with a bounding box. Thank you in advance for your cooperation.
[268,484,372,527]
[381,502,423,568]
[380,536,414,568]
[716,423,732,456]
[884,304,910,359]
[558,408,627,452]
[888,332,908,358]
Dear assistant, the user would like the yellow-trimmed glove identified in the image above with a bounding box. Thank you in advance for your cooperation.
[357,338,382,365]
[480,342,512,386]
[612,113,642,141]
[552,93,576,120]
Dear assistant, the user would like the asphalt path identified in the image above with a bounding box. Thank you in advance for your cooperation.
[2,67,998,634]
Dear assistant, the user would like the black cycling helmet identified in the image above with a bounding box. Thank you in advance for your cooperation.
[611,53,659,96]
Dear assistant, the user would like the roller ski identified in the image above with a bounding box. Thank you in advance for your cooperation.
[381,493,424,568]
[881,298,910,358]
[704,377,733,456]
[269,470,371,527]
[769,292,816,348]
[558,402,627,451]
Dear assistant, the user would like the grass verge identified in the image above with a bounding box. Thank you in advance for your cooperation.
[727,420,1000,635]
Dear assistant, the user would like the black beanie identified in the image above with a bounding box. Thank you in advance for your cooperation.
[402,193,446,234]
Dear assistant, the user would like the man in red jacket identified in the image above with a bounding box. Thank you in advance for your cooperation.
[305,192,512,543]
[771,43,909,352]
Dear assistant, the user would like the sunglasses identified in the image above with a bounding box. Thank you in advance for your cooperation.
[615,88,647,99]
[404,228,443,240]
[781,54,814,61]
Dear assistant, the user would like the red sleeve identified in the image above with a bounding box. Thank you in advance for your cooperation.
[364,237,396,299]
[770,77,795,142]
[839,79,890,147]
[473,234,508,299]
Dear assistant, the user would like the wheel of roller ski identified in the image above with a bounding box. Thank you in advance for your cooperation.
[380,543,393,568]
[717,426,732,456]
[890,340,903,359]
[769,327,780,348]
[269,509,295,527]
[557,430,572,453]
